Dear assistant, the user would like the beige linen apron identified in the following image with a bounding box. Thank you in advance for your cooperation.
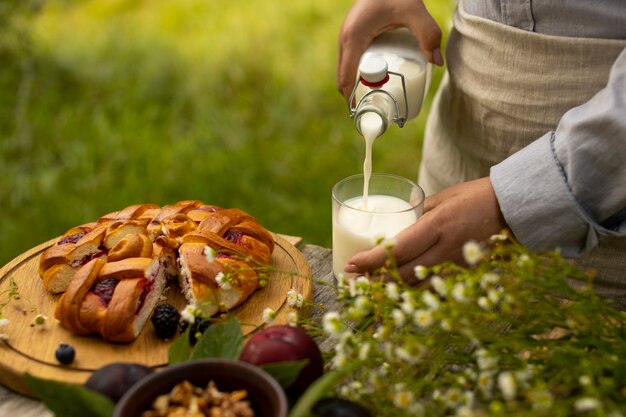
[419,1,626,308]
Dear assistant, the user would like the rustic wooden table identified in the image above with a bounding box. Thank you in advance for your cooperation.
[0,243,336,417]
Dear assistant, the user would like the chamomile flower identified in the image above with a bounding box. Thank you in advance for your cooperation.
[462,241,485,266]
[203,246,216,263]
[480,272,500,289]
[215,272,231,290]
[262,308,276,324]
[358,342,372,361]
[385,282,401,301]
[414,265,428,280]
[181,304,197,324]
[573,397,600,412]
[287,288,301,308]
[322,311,345,336]
[422,291,440,311]
[286,311,298,327]
[430,275,448,296]
[392,309,406,327]
[452,282,469,303]
[477,372,494,397]
[497,371,517,401]
[477,296,491,310]
[413,309,433,328]
[393,388,414,409]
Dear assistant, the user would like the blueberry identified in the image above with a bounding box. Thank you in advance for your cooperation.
[55,343,75,365]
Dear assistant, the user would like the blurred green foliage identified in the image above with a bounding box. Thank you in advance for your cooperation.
[0,0,454,265]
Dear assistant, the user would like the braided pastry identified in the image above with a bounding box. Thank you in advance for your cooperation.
[39,201,275,343]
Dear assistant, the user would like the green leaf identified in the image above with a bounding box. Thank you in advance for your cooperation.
[25,373,115,417]
[168,326,191,364]
[261,360,308,389]
[189,318,243,361]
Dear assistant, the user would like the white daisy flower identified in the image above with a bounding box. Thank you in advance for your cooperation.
[480,272,500,289]
[385,282,401,301]
[430,275,447,296]
[573,397,600,412]
[203,246,216,263]
[497,371,517,401]
[181,304,197,324]
[392,309,406,328]
[358,342,371,361]
[413,309,433,328]
[393,389,414,409]
[414,265,428,280]
[287,288,299,307]
[477,371,494,397]
[452,282,469,303]
[215,272,231,290]
[478,296,491,310]
[286,311,298,327]
[456,406,475,417]
[462,241,485,266]
[422,291,440,311]
[322,311,344,336]
[444,388,463,408]
[262,308,276,324]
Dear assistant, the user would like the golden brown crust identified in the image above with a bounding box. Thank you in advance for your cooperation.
[107,234,153,262]
[55,258,106,335]
[101,278,145,343]
[41,200,275,343]
[98,257,152,280]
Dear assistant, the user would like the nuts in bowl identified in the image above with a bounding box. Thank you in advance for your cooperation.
[113,359,288,417]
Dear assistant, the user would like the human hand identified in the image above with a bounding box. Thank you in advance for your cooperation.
[344,177,509,283]
[337,0,443,101]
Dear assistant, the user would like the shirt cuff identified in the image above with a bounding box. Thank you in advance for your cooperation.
[490,132,597,257]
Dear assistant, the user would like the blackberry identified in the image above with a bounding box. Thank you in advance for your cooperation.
[150,303,180,340]
[179,316,212,345]
[55,343,76,365]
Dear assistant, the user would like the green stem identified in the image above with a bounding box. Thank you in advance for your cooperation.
[288,367,353,417]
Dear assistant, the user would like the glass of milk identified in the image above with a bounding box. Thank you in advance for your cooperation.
[332,173,425,279]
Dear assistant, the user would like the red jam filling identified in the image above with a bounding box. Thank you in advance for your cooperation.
[58,231,87,245]
[223,230,243,244]
[136,279,154,314]
[92,278,120,306]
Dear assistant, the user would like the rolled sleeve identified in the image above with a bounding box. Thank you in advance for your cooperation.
[490,47,626,257]
[491,133,600,256]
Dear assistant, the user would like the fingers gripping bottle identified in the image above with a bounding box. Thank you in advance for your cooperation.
[349,28,432,139]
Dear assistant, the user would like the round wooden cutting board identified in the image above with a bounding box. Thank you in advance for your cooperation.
[0,233,311,397]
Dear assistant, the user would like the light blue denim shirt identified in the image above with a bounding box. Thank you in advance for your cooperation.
[465,1,626,256]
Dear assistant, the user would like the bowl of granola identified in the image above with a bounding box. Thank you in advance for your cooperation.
[113,359,288,417]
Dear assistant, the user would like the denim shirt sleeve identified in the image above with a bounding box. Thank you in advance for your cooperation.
[490,47,626,257]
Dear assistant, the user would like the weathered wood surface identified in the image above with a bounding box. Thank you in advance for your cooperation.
[0,243,335,417]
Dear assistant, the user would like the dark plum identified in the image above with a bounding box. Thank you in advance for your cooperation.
[312,397,373,417]
[84,362,154,403]
[239,325,323,397]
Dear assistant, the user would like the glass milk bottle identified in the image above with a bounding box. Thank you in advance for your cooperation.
[349,28,432,138]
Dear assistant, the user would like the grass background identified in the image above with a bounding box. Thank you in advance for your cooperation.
[0,0,454,266]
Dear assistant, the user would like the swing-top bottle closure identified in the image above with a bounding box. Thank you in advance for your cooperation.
[349,53,410,128]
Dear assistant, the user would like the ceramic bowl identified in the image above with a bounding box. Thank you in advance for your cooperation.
[113,359,288,417]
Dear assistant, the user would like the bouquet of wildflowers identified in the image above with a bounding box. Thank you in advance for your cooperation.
[321,234,626,417]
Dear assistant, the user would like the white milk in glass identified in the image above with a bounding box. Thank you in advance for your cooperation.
[332,113,418,278]
[332,194,418,278]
